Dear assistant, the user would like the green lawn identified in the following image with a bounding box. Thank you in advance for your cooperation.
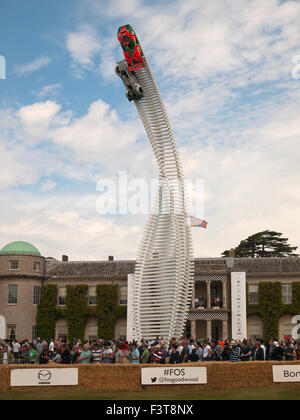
[0,386,299,400]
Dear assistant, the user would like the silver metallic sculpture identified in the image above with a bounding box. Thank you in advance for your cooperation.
[116,25,193,341]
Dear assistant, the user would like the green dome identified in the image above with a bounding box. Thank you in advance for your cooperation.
[0,241,41,256]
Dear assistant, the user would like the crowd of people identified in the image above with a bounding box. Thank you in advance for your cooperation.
[1,336,300,365]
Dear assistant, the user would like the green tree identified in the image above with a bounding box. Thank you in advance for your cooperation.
[222,230,298,258]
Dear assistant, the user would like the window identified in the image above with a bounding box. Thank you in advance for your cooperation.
[119,285,128,305]
[33,286,41,305]
[88,286,97,305]
[88,326,98,342]
[9,260,19,270]
[8,284,18,304]
[283,323,293,338]
[58,287,67,306]
[57,325,68,342]
[33,262,40,272]
[282,284,292,305]
[7,325,16,340]
[248,284,259,304]
[249,324,262,341]
[119,324,127,340]
[32,325,38,340]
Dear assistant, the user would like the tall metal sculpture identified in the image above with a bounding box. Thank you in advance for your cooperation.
[116,25,193,341]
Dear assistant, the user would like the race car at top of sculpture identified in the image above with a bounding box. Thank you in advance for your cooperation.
[117,24,144,72]
[115,59,144,101]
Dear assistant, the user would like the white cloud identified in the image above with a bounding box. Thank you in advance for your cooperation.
[14,56,52,76]
[41,180,57,192]
[66,25,101,76]
[37,83,62,98]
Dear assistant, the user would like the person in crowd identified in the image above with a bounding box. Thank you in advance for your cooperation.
[254,339,265,361]
[91,342,103,365]
[115,343,124,364]
[102,342,114,364]
[140,343,150,364]
[169,343,180,364]
[152,345,164,364]
[189,347,200,362]
[77,343,91,364]
[12,340,21,364]
[129,343,140,364]
[39,343,51,365]
[296,340,300,360]
[160,342,168,364]
[229,340,241,362]
[61,344,71,365]
[240,340,252,362]
[29,343,39,364]
[270,340,284,361]
[53,347,63,363]
[202,341,212,361]
[180,340,190,363]
[284,341,296,361]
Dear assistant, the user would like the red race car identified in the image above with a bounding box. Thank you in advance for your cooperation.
[117,25,144,72]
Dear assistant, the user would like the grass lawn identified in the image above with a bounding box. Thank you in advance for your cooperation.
[0,385,299,400]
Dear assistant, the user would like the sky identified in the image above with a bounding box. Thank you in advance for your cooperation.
[0,0,300,261]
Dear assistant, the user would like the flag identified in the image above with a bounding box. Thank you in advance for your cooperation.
[190,216,208,228]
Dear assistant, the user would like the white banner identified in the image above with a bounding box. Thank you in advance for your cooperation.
[11,368,78,387]
[273,365,300,383]
[231,272,247,341]
[141,367,207,385]
[127,274,138,342]
[0,315,6,339]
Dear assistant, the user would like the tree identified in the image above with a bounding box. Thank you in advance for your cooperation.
[222,230,298,258]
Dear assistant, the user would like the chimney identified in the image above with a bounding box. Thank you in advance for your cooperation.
[108,256,114,261]
[62,255,69,262]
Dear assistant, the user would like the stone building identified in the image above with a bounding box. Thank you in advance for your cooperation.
[0,241,300,342]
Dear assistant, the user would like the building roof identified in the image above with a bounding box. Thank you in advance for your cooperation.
[232,257,300,273]
[46,260,136,277]
[0,241,41,257]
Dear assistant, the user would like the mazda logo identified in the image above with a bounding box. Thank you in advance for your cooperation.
[38,370,52,382]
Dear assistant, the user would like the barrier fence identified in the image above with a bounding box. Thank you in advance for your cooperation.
[0,361,300,392]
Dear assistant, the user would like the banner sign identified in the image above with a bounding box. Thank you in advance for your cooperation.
[0,315,6,339]
[231,272,247,341]
[273,365,300,383]
[127,274,138,342]
[11,368,78,387]
[141,367,207,385]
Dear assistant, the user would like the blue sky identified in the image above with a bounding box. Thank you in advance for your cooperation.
[0,0,300,260]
